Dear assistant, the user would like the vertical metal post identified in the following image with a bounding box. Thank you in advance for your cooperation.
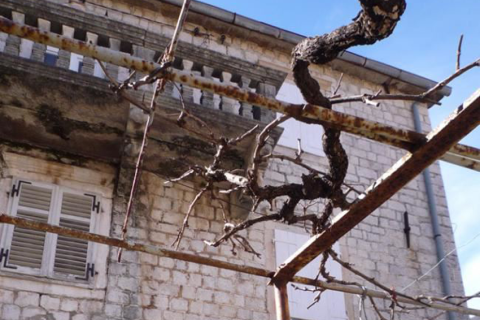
[274,280,291,320]
[411,103,455,320]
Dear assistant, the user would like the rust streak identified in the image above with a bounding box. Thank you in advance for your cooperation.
[1,16,479,171]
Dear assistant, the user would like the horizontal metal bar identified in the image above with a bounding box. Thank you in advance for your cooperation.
[0,16,479,170]
[443,152,480,171]
[273,89,480,281]
[1,214,479,316]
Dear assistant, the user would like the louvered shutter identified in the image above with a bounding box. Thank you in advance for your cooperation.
[6,182,53,273]
[52,191,94,279]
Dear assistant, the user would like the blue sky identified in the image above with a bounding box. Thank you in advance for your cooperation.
[200,0,480,309]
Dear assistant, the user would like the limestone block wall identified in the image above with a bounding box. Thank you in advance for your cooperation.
[0,0,466,320]
[100,172,271,320]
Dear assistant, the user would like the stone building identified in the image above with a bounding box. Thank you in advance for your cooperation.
[0,0,466,320]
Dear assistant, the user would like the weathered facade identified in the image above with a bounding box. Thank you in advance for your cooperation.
[0,1,466,320]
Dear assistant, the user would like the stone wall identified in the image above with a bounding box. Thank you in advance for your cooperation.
[0,0,466,320]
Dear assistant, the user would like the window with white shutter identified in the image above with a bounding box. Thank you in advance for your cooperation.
[0,179,100,282]
[52,191,96,280]
[274,229,348,320]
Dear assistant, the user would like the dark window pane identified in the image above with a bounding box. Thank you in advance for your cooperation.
[44,53,58,66]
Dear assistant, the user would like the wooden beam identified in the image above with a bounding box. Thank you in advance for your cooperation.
[0,16,479,171]
[273,89,480,281]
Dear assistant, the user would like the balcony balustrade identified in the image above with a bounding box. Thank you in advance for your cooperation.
[0,5,283,124]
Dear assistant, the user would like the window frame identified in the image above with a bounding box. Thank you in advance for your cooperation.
[44,45,59,67]
[0,178,101,283]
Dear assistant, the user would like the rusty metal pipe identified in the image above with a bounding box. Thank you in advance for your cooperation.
[1,214,480,316]
[0,16,479,170]
[273,280,291,320]
[273,89,480,282]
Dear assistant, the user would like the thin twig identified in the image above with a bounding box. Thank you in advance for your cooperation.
[457,34,464,71]
[332,73,344,96]
[421,57,479,100]
[328,249,428,308]
[264,154,325,176]
[425,291,480,320]
[96,59,151,113]
[291,284,326,309]
[172,185,209,249]
[205,213,282,247]
[368,296,389,320]
[263,153,361,198]
[229,125,259,146]
[118,0,192,261]
[173,82,217,142]
[249,115,291,185]
[331,57,479,106]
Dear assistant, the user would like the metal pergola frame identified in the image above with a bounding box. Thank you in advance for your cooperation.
[0,16,480,319]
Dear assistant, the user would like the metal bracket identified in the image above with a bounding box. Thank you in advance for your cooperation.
[75,263,97,281]
[10,180,31,198]
[0,248,17,269]
[403,211,411,248]
[84,194,100,214]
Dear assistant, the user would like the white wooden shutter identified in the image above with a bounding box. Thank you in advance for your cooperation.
[52,191,95,279]
[276,82,325,157]
[274,229,348,320]
[5,182,53,273]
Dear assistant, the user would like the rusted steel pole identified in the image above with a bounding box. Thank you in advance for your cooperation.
[443,152,480,171]
[1,214,480,316]
[0,16,479,170]
[273,89,480,281]
[274,280,291,320]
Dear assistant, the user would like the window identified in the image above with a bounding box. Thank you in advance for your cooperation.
[19,39,34,59]
[276,81,326,156]
[93,60,105,78]
[69,53,84,73]
[274,229,348,320]
[44,46,59,66]
[0,179,101,282]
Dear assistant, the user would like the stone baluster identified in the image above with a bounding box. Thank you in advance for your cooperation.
[0,33,7,52]
[181,59,194,103]
[5,12,25,56]
[187,62,202,105]
[20,26,34,59]
[57,25,75,69]
[220,72,240,115]
[212,77,221,110]
[192,69,202,105]
[256,83,277,122]
[161,56,174,98]
[81,32,98,75]
[133,45,156,92]
[133,46,155,61]
[107,38,121,81]
[171,65,182,100]
[240,76,253,119]
[200,66,215,109]
[163,76,175,98]
[31,19,50,62]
